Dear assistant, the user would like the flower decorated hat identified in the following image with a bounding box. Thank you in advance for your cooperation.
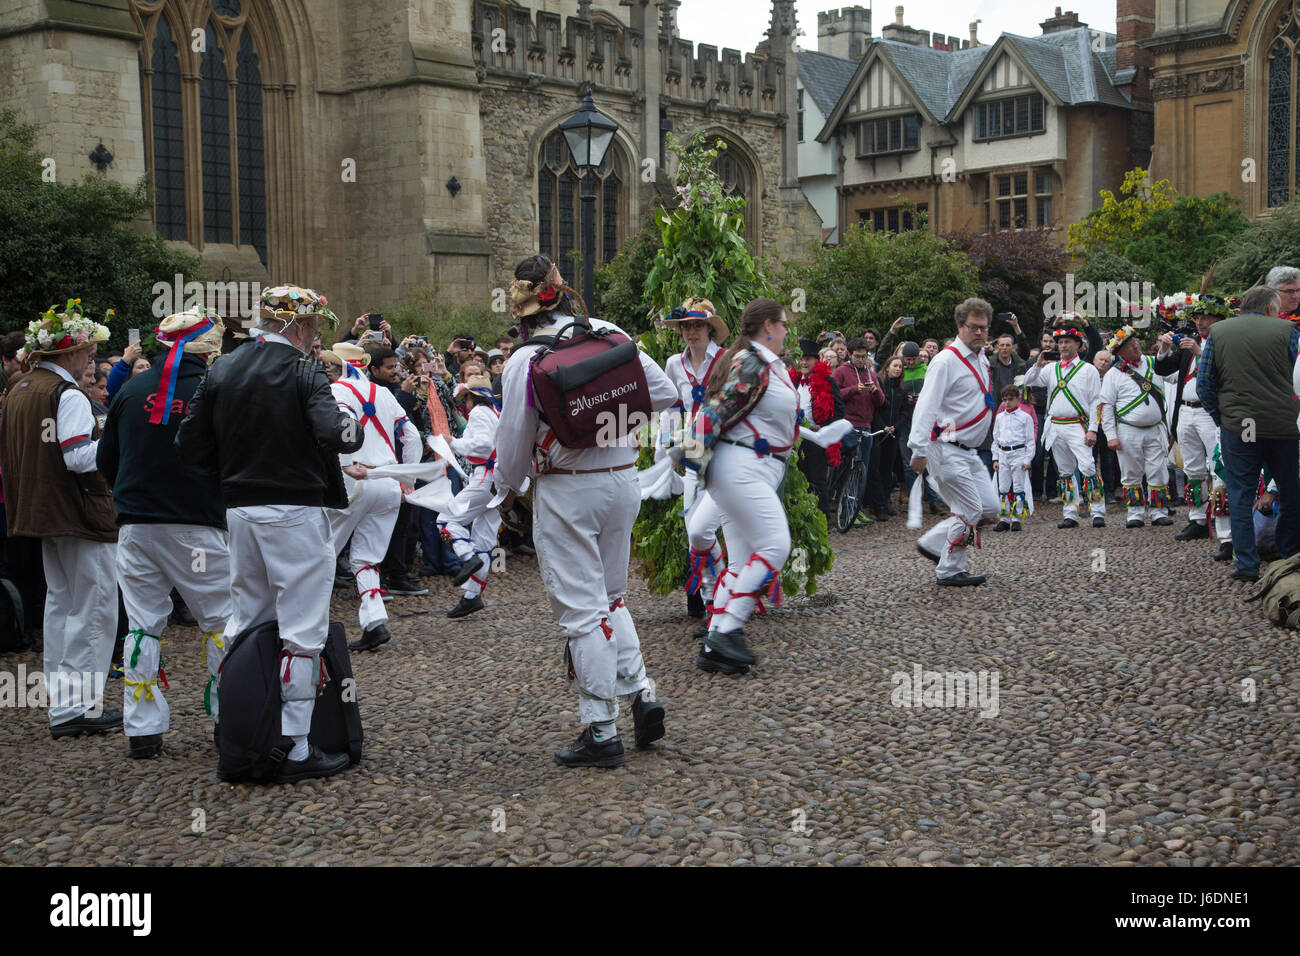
[21,298,112,361]
[663,297,729,343]
[1106,325,1139,353]
[258,285,339,329]
[509,260,567,319]
[1184,293,1235,320]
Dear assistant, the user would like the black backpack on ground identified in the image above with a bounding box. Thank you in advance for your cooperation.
[216,619,363,783]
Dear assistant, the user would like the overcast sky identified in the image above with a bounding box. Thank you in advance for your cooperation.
[677,1,1119,54]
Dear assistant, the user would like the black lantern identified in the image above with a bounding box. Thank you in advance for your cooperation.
[558,93,617,314]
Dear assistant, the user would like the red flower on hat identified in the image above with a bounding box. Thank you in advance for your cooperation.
[537,287,560,305]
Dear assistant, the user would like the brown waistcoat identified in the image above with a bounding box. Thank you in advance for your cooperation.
[0,367,117,541]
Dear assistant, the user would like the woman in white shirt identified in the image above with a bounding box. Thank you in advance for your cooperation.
[686,298,798,674]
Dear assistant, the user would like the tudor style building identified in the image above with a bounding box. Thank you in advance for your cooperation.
[815,6,1153,244]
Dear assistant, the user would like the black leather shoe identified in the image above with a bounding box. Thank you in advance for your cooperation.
[129,734,163,759]
[275,745,351,783]
[1126,518,1144,529]
[451,555,484,588]
[1175,520,1208,540]
[213,724,220,749]
[1213,541,1234,562]
[915,542,940,564]
[554,727,626,768]
[447,595,485,618]
[348,622,392,652]
[384,575,429,596]
[938,572,987,587]
[1228,567,1259,582]
[872,510,890,522]
[706,629,757,666]
[696,647,750,675]
[1092,515,1106,528]
[993,520,1010,532]
[1010,520,1022,532]
[50,706,123,739]
[1057,518,1078,529]
[686,589,705,619]
[1151,515,1174,526]
[630,689,666,749]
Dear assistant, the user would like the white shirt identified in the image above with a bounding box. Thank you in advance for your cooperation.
[908,338,994,453]
[1100,355,1165,431]
[991,406,1036,461]
[495,315,678,494]
[451,402,499,463]
[1024,355,1101,430]
[38,360,98,474]
[727,341,799,452]
[330,366,417,468]
[660,341,722,438]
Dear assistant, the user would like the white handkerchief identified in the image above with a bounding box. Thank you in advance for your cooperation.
[906,474,926,530]
[426,434,468,480]
[800,419,854,448]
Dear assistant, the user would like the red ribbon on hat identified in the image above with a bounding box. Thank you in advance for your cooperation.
[149,317,214,425]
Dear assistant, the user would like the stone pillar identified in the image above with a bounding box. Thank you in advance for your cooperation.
[0,0,145,189]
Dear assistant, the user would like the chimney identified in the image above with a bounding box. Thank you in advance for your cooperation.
[1040,8,1086,34]
[969,20,981,46]
[817,5,872,59]
[1116,0,1155,101]
[881,6,929,46]
[895,5,904,26]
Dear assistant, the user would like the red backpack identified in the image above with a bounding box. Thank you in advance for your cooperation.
[525,318,652,449]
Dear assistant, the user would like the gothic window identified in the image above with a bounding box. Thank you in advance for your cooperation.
[710,142,758,246]
[537,130,624,272]
[1266,3,1300,207]
[131,1,267,261]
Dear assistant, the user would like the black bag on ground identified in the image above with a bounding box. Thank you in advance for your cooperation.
[217,619,362,782]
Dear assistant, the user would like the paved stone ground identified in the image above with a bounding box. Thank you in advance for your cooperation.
[1,503,1296,866]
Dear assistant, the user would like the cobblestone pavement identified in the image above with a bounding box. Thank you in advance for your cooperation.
[1,504,1296,866]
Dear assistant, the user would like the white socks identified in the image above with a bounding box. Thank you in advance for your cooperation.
[289,735,309,761]
[590,721,617,742]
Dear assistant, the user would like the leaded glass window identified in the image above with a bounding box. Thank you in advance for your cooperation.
[537,130,624,270]
[149,15,185,240]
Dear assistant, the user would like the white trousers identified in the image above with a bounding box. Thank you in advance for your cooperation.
[917,441,1000,579]
[1116,422,1170,521]
[533,469,649,727]
[1177,408,1230,538]
[327,476,402,629]
[225,505,333,737]
[994,448,1031,518]
[42,537,117,725]
[683,470,725,601]
[437,466,502,598]
[117,523,233,735]
[1047,423,1105,520]
[706,444,790,635]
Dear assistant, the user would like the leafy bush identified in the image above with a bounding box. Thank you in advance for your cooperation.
[1217,201,1300,290]
[365,284,505,351]
[594,210,662,334]
[775,218,979,344]
[0,109,201,351]
[944,229,1069,340]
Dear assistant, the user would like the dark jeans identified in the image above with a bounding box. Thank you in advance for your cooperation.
[799,442,832,516]
[382,501,418,580]
[868,430,903,512]
[1219,428,1300,573]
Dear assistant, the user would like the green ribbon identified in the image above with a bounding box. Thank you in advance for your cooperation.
[126,628,160,669]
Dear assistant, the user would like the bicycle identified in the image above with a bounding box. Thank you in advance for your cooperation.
[827,427,883,534]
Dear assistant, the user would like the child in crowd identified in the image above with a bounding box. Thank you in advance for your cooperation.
[992,384,1036,532]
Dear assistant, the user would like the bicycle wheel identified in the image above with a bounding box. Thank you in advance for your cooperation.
[837,463,863,533]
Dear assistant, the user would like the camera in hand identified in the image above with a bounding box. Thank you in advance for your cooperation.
[900,316,916,327]
[368,313,383,331]
[996,312,1013,322]
[1041,349,1060,361]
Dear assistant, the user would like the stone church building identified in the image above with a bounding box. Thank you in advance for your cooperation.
[0,0,821,318]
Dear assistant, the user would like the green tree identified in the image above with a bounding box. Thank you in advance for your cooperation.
[631,131,831,598]
[367,284,503,351]
[0,109,200,350]
[944,228,1069,341]
[775,218,979,344]
[594,210,662,336]
[1217,200,1300,290]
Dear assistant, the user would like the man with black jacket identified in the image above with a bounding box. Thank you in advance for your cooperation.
[98,310,232,759]
[177,285,363,783]
[368,346,429,596]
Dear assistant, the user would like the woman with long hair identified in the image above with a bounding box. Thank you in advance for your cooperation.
[495,254,678,768]
[869,356,910,514]
[660,297,730,632]
[687,297,797,674]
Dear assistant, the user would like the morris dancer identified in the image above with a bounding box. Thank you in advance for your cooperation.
[496,255,678,768]
[439,374,502,619]
[659,298,727,633]
[687,298,798,672]
[325,342,420,652]
[97,309,232,756]
[908,298,1000,586]
[991,384,1036,532]
[1100,326,1173,528]
[1024,324,1106,528]
[1154,295,1232,552]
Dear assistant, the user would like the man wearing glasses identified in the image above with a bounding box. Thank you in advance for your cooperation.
[1267,266,1300,319]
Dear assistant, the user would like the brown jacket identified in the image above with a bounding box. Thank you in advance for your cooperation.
[0,367,117,541]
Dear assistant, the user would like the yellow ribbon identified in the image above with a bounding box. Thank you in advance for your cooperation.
[125,678,157,702]
[200,631,225,668]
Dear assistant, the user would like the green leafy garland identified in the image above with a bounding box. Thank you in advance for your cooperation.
[631,133,833,598]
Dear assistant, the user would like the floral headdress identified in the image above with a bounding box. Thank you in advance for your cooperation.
[1184,293,1235,320]
[507,257,587,326]
[258,285,339,330]
[20,298,112,362]
[1106,325,1139,353]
